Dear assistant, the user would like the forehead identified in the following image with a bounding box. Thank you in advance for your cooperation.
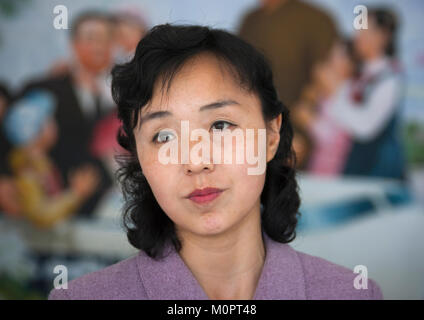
[141,53,255,117]
[75,19,112,38]
[360,15,379,33]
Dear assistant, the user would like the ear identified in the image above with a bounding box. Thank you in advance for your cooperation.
[266,113,282,163]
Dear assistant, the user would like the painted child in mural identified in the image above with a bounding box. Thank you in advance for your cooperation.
[294,8,406,179]
[3,90,99,228]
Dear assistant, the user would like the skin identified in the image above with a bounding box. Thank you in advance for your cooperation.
[293,41,354,131]
[72,19,114,75]
[24,118,99,200]
[29,118,59,154]
[114,20,145,54]
[50,18,114,78]
[133,53,282,299]
[260,0,288,12]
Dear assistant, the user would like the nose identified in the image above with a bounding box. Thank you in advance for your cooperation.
[183,159,214,175]
[183,140,215,175]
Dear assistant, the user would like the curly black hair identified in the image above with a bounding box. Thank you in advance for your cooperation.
[111,23,301,259]
[368,7,399,57]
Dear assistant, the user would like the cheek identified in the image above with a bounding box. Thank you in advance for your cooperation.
[355,32,367,46]
[359,32,376,50]
[233,128,267,205]
[230,163,266,204]
[220,131,266,212]
[137,145,182,215]
[76,45,91,60]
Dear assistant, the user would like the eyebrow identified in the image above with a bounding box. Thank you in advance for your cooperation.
[138,99,240,127]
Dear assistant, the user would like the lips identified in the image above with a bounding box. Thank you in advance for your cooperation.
[186,187,224,204]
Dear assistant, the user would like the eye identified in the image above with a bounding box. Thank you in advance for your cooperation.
[152,130,176,144]
[211,120,235,131]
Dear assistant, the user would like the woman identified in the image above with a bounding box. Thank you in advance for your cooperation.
[293,39,357,176]
[48,24,382,300]
[326,8,406,179]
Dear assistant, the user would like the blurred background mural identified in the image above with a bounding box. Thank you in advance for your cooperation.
[0,0,423,299]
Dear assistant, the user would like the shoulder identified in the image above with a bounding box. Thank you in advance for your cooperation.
[48,253,148,300]
[371,64,404,100]
[239,6,262,23]
[8,149,36,176]
[8,149,26,169]
[294,0,338,38]
[293,248,384,300]
[294,0,333,21]
[237,7,262,35]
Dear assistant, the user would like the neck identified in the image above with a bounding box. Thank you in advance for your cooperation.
[177,201,265,299]
[71,64,99,93]
[362,54,389,75]
[23,142,45,158]
[363,51,385,63]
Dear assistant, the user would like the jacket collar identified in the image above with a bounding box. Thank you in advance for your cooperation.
[362,56,391,78]
[136,231,306,299]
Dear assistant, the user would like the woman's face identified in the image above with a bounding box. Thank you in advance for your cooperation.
[354,16,388,60]
[38,117,58,151]
[133,53,281,238]
[330,42,354,79]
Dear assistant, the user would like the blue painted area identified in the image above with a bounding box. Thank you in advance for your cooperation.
[297,185,416,232]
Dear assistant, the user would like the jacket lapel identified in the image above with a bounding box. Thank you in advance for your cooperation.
[136,232,306,300]
[253,232,306,299]
[136,242,209,299]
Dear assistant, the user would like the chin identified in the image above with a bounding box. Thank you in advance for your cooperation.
[202,212,248,237]
[196,213,228,235]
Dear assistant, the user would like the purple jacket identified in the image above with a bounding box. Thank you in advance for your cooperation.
[48,232,383,300]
